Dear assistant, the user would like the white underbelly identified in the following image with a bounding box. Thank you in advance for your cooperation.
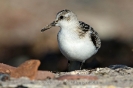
[57,30,97,62]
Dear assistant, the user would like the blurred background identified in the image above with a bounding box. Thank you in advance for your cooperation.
[0,0,133,71]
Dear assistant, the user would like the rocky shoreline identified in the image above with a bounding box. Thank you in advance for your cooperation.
[0,61,133,88]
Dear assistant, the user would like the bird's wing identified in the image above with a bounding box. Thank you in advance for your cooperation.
[79,21,101,49]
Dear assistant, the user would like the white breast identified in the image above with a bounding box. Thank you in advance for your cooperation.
[57,28,97,62]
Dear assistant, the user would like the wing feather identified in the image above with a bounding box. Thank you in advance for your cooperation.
[79,21,101,49]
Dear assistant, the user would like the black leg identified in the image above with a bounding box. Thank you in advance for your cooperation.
[68,61,81,71]
[80,61,84,70]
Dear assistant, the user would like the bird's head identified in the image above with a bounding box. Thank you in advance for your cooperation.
[41,9,78,32]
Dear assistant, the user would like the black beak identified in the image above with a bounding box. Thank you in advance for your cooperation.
[41,21,57,32]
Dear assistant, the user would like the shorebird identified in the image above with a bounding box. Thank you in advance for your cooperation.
[41,9,101,71]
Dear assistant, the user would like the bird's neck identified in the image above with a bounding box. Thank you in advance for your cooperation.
[60,20,79,30]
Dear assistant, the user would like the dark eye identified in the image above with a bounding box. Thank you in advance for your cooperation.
[60,16,64,19]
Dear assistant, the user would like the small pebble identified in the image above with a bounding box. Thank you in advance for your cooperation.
[15,85,28,88]
[0,73,10,81]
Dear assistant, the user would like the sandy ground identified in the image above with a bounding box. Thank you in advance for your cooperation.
[0,65,133,88]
